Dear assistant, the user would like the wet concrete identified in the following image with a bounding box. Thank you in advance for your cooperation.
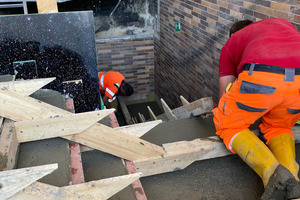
[139,116,300,200]
[17,89,72,187]
[82,150,137,200]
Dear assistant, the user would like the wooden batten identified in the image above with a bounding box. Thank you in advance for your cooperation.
[160,98,177,120]
[117,96,133,125]
[147,106,157,120]
[179,95,189,106]
[172,97,213,119]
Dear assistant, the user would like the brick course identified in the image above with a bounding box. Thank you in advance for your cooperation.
[96,36,155,94]
[155,0,300,108]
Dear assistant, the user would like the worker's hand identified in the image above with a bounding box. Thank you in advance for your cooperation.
[218,75,236,100]
[102,95,112,109]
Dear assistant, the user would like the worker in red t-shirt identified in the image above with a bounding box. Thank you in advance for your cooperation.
[98,71,133,108]
[212,18,300,199]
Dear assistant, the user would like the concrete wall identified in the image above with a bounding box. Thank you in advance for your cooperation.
[154,0,300,108]
[96,35,155,94]
[94,0,158,38]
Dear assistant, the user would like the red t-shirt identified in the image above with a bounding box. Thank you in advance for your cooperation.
[219,18,300,78]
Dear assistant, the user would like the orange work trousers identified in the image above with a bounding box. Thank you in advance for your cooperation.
[212,69,300,153]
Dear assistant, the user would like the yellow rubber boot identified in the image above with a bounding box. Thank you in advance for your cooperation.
[268,133,299,181]
[232,129,279,187]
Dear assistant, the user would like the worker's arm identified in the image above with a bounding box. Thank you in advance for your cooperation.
[102,95,112,109]
[219,75,236,100]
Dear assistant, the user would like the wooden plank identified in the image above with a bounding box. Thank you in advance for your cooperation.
[80,120,163,152]
[133,136,230,176]
[0,87,164,161]
[0,119,19,171]
[117,96,133,125]
[0,78,56,96]
[134,128,300,177]
[147,106,157,120]
[160,98,177,120]
[173,97,213,119]
[179,95,189,106]
[63,122,165,160]
[0,164,58,200]
[36,0,58,13]
[115,120,162,138]
[11,173,143,200]
[138,113,146,123]
[15,109,115,143]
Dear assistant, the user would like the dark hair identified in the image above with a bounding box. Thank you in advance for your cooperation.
[123,82,133,96]
[229,19,253,36]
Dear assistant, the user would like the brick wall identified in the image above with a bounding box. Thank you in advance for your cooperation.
[96,36,155,94]
[155,0,300,108]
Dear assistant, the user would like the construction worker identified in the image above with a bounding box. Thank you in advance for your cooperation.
[212,18,300,199]
[98,71,133,109]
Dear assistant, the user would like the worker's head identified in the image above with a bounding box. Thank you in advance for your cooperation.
[119,80,133,96]
[229,19,253,37]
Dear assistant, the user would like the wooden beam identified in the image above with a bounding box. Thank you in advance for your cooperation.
[63,122,164,160]
[117,96,133,125]
[173,97,213,119]
[134,128,300,177]
[0,87,164,161]
[36,0,58,13]
[160,98,177,120]
[0,119,19,171]
[11,173,143,200]
[115,120,162,138]
[179,95,189,106]
[80,120,163,152]
[0,164,58,200]
[133,136,230,176]
[147,106,157,120]
[15,109,115,143]
[0,78,56,96]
